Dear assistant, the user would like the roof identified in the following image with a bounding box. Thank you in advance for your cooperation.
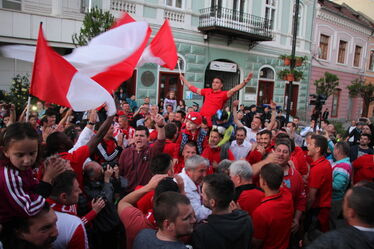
[318,0,374,29]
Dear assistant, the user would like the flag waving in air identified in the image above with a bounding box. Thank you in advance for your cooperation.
[137,19,178,70]
[31,24,116,115]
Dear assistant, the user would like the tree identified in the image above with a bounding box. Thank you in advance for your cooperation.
[72,6,115,46]
[7,74,30,115]
[314,72,339,98]
[347,79,374,117]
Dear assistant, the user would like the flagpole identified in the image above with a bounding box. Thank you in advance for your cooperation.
[26,96,31,122]
[177,60,183,86]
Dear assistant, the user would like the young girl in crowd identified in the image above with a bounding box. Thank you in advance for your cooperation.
[0,122,65,223]
[163,91,177,113]
[177,99,186,112]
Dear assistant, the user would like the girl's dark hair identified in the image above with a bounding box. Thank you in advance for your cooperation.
[179,99,186,107]
[1,122,39,149]
[0,122,41,164]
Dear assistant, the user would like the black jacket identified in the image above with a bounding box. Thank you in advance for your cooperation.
[192,210,252,249]
[306,225,374,249]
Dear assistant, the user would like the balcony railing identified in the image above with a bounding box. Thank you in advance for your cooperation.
[198,6,272,41]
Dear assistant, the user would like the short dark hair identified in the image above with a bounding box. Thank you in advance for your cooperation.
[321,120,330,125]
[260,163,284,191]
[235,127,247,136]
[153,192,190,229]
[335,142,350,156]
[154,177,180,199]
[360,133,371,141]
[165,123,177,140]
[287,122,296,128]
[50,170,77,198]
[135,125,150,137]
[311,135,328,155]
[213,77,224,84]
[275,138,292,153]
[347,182,374,225]
[2,202,51,240]
[203,174,234,210]
[150,153,173,174]
[259,129,272,138]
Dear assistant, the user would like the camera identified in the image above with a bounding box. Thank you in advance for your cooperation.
[101,161,118,171]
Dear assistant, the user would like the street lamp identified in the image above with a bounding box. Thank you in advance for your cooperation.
[285,0,300,122]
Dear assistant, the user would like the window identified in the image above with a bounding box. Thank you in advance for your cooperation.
[353,45,362,67]
[166,0,183,8]
[319,34,329,60]
[337,40,347,64]
[331,89,341,117]
[2,0,21,10]
[260,67,275,80]
[265,0,276,30]
[292,2,302,36]
[368,50,374,71]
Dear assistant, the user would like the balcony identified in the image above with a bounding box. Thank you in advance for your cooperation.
[198,6,272,43]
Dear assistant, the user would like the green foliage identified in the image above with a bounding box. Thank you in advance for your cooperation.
[314,72,339,97]
[278,69,304,81]
[7,74,30,114]
[347,79,374,117]
[72,6,115,46]
[330,120,345,138]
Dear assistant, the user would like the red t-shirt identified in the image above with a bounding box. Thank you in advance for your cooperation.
[174,156,185,174]
[136,190,154,215]
[163,139,177,156]
[283,166,307,212]
[59,145,90,189]
[201,146,235,166]
[308,156,332,208]
[252,188,294,249]
[119,206,155,249]
[200,88,229,118]
[352,154,374,184]
[237,187,264,215]
[246,149,263,165]
[291,147,309,176]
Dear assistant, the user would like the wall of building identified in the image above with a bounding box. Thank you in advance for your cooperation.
[310,3,372,120]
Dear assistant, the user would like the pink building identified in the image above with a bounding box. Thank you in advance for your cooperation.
[310,0,373,121]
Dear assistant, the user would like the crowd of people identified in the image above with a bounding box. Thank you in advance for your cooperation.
[0,73,373,249]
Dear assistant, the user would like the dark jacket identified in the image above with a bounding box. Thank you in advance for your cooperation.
[306,225,374,249]
[192,209,252,249]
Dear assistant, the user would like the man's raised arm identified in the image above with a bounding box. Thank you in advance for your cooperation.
[227,72,253,98]
[180,74,202,95]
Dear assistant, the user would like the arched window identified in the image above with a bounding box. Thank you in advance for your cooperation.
[259,67,275,80]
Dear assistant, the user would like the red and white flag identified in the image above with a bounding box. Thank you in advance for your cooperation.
[137,19,178,70]
[66,18,151,92]
[110,12,135,29]
[31,25,116,115]
[2,14,151,93]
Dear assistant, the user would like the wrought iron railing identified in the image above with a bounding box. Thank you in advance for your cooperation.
[199,6,272,39]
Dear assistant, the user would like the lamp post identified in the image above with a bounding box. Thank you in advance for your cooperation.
[285,0,300,122]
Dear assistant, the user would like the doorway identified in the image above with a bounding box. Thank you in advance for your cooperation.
[257,81,274,105]
[158,72,183,104]
[284,84,299,117]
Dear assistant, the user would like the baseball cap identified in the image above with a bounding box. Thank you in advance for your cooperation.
[186,112,202,125]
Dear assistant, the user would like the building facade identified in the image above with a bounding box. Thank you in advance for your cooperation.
[310,0,373,121]
[365,36,374,118]
[0,0,317,119]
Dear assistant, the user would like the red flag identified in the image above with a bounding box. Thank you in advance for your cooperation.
[137,19,178,70]
[31,24,116,115]
[92,24,152,93]
[111,12,136,29]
